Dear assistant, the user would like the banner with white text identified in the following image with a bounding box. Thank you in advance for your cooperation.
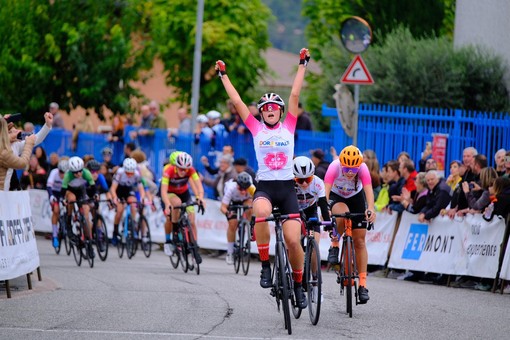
[0,191,40,281]
[388,212,505,278]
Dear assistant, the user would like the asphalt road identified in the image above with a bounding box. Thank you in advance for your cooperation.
[1,236,510,339]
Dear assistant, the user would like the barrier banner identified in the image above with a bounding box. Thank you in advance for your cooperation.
[0,191,40,280]
[388,212,505,278]
[366,211,398,266]
[499,226,510,280]
[29,189,52,233]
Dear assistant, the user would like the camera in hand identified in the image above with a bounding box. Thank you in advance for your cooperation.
[6,113,22,123]
[16,131,33,140]
[468,183,475,190]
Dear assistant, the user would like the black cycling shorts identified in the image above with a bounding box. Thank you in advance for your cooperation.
[254,180,300,215]
[329,190,367,229]
[116,185,136,200]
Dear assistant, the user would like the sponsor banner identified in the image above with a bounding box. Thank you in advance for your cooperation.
[0,191,40,281]
[432,133,448,178]
[498,222,510,280]
[388,212,505,278]
[366,211,398,266]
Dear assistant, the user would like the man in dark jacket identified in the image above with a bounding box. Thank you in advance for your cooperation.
[418,170,452,223]
[310,149,329,180]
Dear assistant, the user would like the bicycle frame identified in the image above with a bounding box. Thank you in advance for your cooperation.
[254,210,300,335]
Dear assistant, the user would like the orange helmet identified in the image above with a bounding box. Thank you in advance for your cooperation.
[339,145,363,167]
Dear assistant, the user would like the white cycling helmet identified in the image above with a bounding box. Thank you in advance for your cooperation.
[68,156,84,173]
[175,152,193,169]
[257,92,285,112]
[197,114,208,124]
[206,110,221,120]
[293,156,315,178]
[57,159,69,173]
[123,157,137,173]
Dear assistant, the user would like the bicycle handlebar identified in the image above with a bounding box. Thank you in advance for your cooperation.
[254,213,300,224]
[228,204,252,211]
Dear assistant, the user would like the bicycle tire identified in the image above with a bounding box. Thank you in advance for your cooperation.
[305,238,322,325]
[126,216,136,259]
[117,220,125,258]
[60,215,71,256]
[277,242,292,335]
[169,237,180,268]
[71,218,82,267]
[240,220,251,276]
[139,215,151,258]
[95,214,109,261]
[186,227,200,275]
[179,228,189,273]
[55,220,63,255]
[86,240,94,268]
[343,237,353,318]
[233,223,241,274]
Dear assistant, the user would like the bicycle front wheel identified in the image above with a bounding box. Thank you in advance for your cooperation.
[277,242,292,335]
[342,238,354,318]
[305,238,322,325]
[240,220,251,276]
[60,215,71,256]
[126,216,136,259]
[186,227,200,275]
[233,224,241,274]
[95,214,108,261]
[139,215,151,258]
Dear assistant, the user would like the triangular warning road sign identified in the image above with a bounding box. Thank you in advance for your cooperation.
[340,55,374,85]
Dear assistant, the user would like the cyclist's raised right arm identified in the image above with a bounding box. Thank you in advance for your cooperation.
[215,60,250,123]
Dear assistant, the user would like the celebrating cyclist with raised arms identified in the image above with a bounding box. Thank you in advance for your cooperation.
[215,48,311,309]
[220,172,256,265]
[160,152,205,264]
[324,145,376,304]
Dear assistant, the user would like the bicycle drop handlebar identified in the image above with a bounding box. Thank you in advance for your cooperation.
[253,213,301,224]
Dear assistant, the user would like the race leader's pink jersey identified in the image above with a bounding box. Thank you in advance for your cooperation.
[324,160,372,198]
[245,114,296,181]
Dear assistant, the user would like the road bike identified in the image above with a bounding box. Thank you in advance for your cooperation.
[330,212,372,318]
[67,198,95,268]
[228,204,252,275]
[252,209,301,335]
[117,199,139,259]
[168,201,204,275]
[90,197,110,261]
[299,215,334,325]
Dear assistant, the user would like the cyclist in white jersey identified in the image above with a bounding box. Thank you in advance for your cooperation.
[324,145,376,304]
[215,48,311,309]
[220,172,256,265]
[46,158,69,248]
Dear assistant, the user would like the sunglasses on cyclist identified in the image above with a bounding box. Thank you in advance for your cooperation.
[342,166,359,175]
[294,176,313,184]
[261,103,281,112]
[72,170,82,174]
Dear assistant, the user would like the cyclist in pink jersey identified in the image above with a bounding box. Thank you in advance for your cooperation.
[215,48,311,309]
[324,145,376,304]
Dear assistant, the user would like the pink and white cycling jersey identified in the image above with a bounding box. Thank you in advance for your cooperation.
[295,175,326,210]
[245,114,296,181]
[324,160,371,198]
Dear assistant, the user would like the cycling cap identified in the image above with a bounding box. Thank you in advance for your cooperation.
[293,156,315,178]
[206,110,221,120]
[175,152,193,169]
[123,158,137,173]
[101,147,113,156]
[197,114,208,124]
[57,159,69,173]
[86,159,101,172]
[68,156,84,172]
[236,171,252,190]
[257,93,285,112]
[168,151,182,165]
[339,145,363,167]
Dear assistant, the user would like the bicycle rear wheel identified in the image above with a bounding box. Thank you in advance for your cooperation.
[277,242,292,335]
[139,215,151,258]
[240,220,251,276]
[95,214,108,261]
[342,238,354,318]
[305,238,322,325]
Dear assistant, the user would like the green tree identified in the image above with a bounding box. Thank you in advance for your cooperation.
[0,0,153,122]
[149,0,271,111]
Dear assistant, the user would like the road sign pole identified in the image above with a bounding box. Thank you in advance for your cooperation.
[353,84,360,146]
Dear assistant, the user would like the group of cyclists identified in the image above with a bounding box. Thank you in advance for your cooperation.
[46,48,376,313]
